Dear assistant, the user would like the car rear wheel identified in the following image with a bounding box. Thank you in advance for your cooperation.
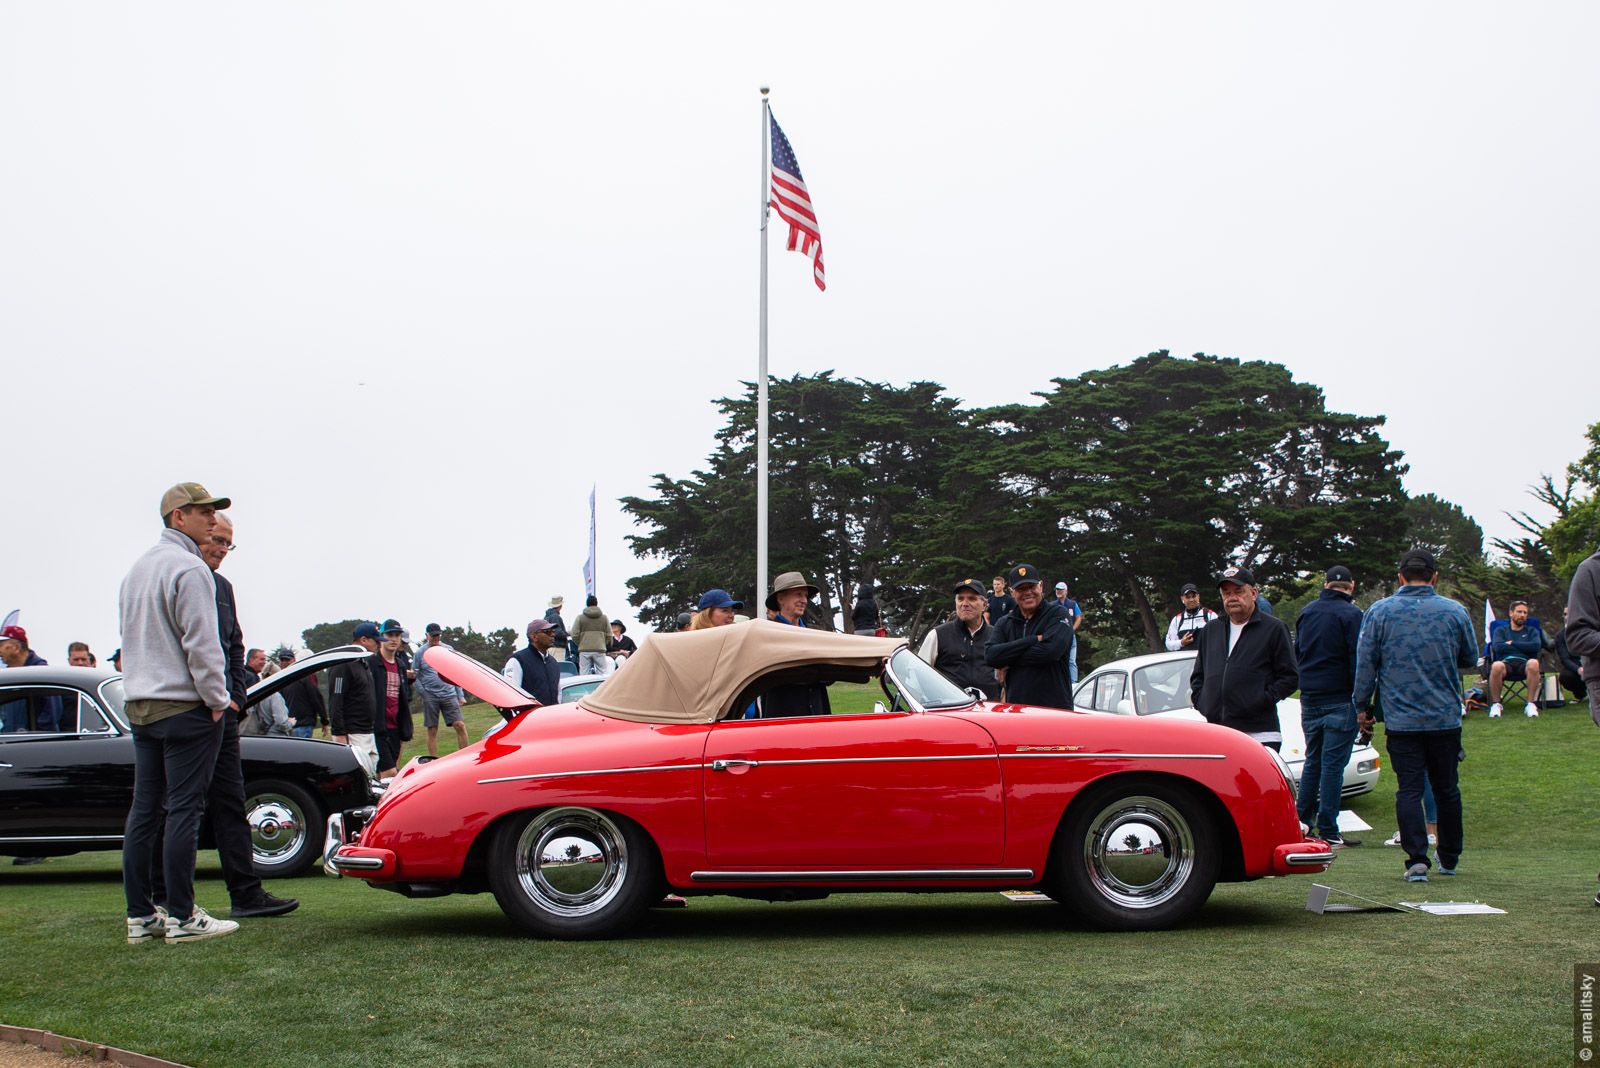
[488,807,663,939]
[244,779,322,878]
[1051,777,1219,930]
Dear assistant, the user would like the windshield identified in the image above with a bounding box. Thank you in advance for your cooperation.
[883,648,977,711]
[1132,659,1195,715]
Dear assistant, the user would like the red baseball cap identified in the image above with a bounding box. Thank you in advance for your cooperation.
[0,625,27,644]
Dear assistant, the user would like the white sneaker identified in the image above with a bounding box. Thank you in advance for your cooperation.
[1525,704,1539,718]
[165,906,239,943]
[1384,831,1401,846]
[1488,703,1503,718]
[126,906,169,944]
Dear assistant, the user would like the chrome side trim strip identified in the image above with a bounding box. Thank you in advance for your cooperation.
[690,868,1035,883]
[999,752,1227,761]
[1284,852,1336,866]
[0,834,123,844]
[478,763,703,786]
[479,751,1227,785]
[738,754,995,768]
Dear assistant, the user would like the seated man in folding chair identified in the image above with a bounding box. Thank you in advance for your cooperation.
[1488,599,1544,718]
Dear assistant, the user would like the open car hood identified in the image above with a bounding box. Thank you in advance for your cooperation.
[417,645,541,713]
[243,645,369,709]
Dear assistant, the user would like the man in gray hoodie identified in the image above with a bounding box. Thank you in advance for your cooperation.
[118,482,239,944]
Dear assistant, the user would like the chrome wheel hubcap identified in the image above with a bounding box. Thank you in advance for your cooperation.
[515,808,628,917]
[246,796,306,864]
[1083,795,1194,909]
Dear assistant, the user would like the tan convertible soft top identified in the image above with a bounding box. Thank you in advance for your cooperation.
[578,620,908,725]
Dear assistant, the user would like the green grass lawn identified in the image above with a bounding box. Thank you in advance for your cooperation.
[1,692,1595,1067]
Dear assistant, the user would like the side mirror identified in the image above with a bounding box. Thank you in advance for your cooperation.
[1115,698,1135,716]
[963,687,985,702]
[872,701,888,716]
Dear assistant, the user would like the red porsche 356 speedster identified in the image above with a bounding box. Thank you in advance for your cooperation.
[325,622,1333,938]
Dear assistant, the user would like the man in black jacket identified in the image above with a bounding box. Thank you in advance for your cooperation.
[1292,565,1363,846]
[919,578,1000,700]
[1190,566,1298,750]
[330,622,381,778]
[984,564,1073,709]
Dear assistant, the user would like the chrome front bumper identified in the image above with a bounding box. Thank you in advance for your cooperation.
[323,806,376,876]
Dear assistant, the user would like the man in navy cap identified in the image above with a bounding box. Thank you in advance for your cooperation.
[1190,566,1298,751]
[984,564,1074,709]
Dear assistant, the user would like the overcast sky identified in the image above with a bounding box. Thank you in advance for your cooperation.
[3,2,1595,663]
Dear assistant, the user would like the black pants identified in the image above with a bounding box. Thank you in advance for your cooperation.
[376,729,403,773]
[1561,667,1588,701]
[1386,728,1463,871]
[124,708,222,921]
[150,713,263,908]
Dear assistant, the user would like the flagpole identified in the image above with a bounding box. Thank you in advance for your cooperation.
[756,85,771,611]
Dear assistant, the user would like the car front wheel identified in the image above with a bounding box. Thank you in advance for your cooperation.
[1051,777,1219,930]
[488,807,663,939]
[244,779,322,878]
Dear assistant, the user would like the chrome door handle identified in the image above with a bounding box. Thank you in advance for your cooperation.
[710,759,758,772]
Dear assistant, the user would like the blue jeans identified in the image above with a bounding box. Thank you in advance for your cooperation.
[123,707,223,921]
[1296,701,1357,839]
[292,724,314,739]
[1385,729,1463,871]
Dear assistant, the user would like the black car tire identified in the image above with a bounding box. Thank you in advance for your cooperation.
[243,779,323,879]
[488,807,663,940]
[1050,776,1219,931]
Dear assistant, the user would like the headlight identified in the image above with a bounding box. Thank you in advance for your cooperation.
[1357,758,1379,774]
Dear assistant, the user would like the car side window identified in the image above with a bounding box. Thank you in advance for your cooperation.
[1096,673,1127,712]
[0,687,75,735]
[77,694,109,734]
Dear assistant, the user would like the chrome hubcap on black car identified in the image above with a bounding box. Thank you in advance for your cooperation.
[515,808,629,917]
[1082,795,1194,909]
[247,796,305,863]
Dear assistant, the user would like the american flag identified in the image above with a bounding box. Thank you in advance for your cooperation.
[768,111,825,291]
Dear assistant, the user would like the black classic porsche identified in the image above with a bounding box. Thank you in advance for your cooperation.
[0,646,375,877]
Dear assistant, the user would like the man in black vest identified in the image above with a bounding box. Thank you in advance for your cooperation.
[919,579,1000,700]
[504,619,561,708]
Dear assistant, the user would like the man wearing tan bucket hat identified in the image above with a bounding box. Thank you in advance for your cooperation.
[766,571,821,626]
[759,571,830,717]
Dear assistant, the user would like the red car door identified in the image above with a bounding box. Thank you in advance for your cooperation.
[702,711,1004,868]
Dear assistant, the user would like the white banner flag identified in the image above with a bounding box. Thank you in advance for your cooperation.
[583,486,597,599]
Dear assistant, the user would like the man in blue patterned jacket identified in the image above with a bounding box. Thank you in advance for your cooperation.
[1352,548,1478,883]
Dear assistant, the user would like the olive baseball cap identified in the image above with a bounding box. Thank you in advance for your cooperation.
[159,482,230,518]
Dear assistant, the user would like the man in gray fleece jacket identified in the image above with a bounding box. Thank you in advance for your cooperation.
[118,482,239,944]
